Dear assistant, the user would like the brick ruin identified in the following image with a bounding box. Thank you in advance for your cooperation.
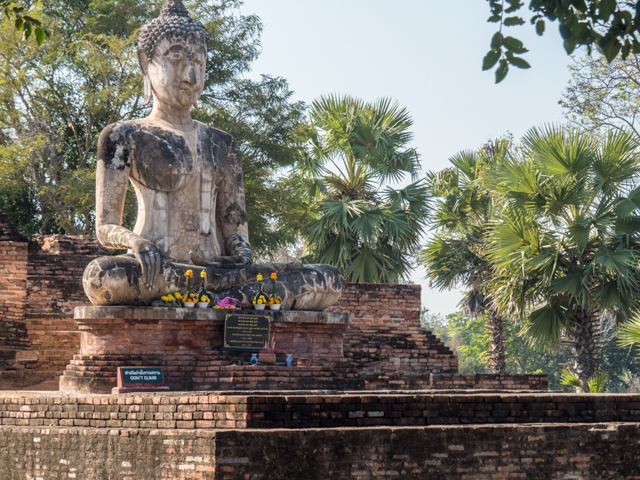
[1,391,639,478]
[11,213,640,478]
[0,211,547,392]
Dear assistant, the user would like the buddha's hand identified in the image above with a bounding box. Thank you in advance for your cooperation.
[228,234,253,265]
[131,236,163,289]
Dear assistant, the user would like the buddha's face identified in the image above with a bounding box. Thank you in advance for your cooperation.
[145,37,206,109]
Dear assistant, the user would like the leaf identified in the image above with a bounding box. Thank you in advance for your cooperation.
[503,16,525,26]
[502,36,527,54]
[523,303,567,344]
[560,370,583,390]
[22,15,41,26]
[599,0,616,20]
[495,59,509,83]
[14,16,23,31]
[35,27,45,46]
[490,32,503,50]
[509,56,531,69]
[482,49,501,71]
[535,19,545,36]
[504,0,524,14]
[601,38,621,62]
[587,372,608,393]
[619,315,640,348]
[23,21,31,40]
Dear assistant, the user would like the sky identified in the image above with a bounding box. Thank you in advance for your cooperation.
[239,0,574,315]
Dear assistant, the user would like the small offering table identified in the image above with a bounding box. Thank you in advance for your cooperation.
[59,306,350,394]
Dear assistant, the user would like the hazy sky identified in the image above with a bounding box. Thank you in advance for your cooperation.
[239,0,574,314]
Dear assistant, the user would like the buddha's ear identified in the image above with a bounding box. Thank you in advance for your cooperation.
[138,50,152,106]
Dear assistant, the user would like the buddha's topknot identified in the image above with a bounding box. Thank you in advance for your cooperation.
[138,0,209,59]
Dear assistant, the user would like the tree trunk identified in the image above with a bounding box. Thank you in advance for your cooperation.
[570,309,599,392]
[487,311,507,374]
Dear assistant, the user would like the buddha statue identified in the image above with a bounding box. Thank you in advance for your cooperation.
[82,0,344,310]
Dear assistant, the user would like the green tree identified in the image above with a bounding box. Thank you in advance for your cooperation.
[421,141,510,373]
[2,0,46,44]
[300,94,428,283]
[488,125,640,391]
[0,0,307,255]
[562,53,640,140]
[484,1,640,82]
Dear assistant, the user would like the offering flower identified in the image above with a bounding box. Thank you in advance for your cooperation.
[253,274,269,307]
[197,271,209,305]
[185,269,194,299]
[161,291,183,307]
[270,272,282,307]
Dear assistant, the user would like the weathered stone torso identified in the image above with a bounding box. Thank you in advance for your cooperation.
[103,119,242,262]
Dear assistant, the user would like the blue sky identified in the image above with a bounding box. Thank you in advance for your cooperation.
[240,0,574,314]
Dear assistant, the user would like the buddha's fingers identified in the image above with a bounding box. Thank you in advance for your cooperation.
[274,262,305,272]
[209,255,245,264]
[151,252,162,288]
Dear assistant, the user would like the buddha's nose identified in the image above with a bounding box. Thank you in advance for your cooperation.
[185,65,196,85]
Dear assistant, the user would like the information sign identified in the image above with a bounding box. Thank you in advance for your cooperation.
[223,314,270,351]
[121,367,164,383]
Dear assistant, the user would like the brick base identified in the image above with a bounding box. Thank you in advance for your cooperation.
[59,307,351,394]
[0,423,639,479]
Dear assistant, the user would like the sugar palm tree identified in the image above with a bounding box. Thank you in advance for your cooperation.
[421,141,509,373]
[487,126,640,391]
[300,94,429,283]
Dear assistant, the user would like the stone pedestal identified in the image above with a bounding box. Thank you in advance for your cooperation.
[59,306,350,394]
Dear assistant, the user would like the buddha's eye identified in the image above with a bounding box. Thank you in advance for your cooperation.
[164,45,185,60]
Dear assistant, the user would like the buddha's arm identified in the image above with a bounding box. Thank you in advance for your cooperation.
[95,125,162,287]
[217,137,253,264]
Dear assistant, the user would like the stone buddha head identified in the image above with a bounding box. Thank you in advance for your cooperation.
[137,0,209,109]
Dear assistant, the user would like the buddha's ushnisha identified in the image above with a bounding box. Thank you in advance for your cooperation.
[82,0,344,310]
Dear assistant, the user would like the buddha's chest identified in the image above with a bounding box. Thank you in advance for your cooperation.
[127,125,221,192]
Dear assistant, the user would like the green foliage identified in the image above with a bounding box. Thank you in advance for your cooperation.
[422,312,490,374]
[487,125,640,389]
[560,369,609,393]
[421,139,511,372]
[485,1,640,82]
[561,54,640,141]
[0,1,307,255]
[1,0,47,44]
[422,309,640,392]
[619,315,640,350]
[299,94,428,283]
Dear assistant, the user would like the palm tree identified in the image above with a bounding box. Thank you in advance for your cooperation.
[421,141,509,373]
[487,126,640,391]
[300,94,429,283]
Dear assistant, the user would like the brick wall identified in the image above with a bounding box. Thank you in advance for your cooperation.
[330,282,422,327]
[0,422,639,479]
[7,390,635,431]
[329,283,459,387]
[0,426,217,479]
[25,235,108,371]
[0,213,33,370]
[214,423,640,480]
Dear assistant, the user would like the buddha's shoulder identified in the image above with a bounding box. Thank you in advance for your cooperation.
[98,120,147,144]
[195,121,238,147]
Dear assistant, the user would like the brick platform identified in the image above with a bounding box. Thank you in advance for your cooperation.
[1,391,640,479]
[1,390,631,430]
[59,307,351,394]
